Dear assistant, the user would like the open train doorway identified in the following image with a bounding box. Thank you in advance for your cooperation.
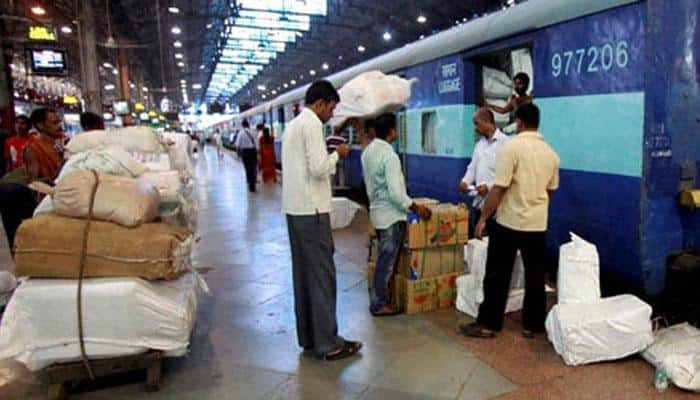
[473,46,534,134]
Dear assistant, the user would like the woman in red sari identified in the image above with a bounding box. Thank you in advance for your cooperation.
[258,127,276,183]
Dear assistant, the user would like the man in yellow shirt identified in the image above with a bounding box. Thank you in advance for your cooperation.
[460,103,559,339]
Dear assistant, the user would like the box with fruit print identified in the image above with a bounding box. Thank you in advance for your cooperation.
[406,203,468,249]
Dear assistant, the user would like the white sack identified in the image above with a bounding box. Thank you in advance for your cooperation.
[58,146,148,181]
[141,171,183,203]
[329,71,413,126]
[466,237,524,290]
[330,197,361,230]
[456,274,524,318]
[0,274,197,371]
[51,171,160,227]
[0,271,17,307]
[66,126,166,154]
[557,232,601,304]
[161,132,194,177]
[642,323,700,392]
[482,66,513,99]
[545,294,653,366]
[130,152,172,171]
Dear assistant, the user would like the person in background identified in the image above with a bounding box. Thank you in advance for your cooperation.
[362,113,432,316]
[486,72,533,115]
[460,103,559,339]
[361,119,376,150]
[282,80,361,361]
[5,115,33,172]
[214,128,224,159]
[258,126,276,183]
[459,108,509,237]
[255,123,265,141]
[235,119,259,192]
[0,108,64,249]
[79,112,105,132]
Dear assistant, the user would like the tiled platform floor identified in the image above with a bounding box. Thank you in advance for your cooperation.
[0,146,694,399]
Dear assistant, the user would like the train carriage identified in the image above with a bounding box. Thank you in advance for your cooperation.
[236,0,700,297]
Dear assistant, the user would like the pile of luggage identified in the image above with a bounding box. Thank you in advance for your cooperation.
[0,126,200,372]
[368,198,468,314]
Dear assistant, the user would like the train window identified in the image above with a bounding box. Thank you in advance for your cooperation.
[475,46,533,133]
[421,111,437,154]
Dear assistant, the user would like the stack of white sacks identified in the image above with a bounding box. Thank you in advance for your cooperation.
[545,233,654,366]
[456,237,527,317]
[0,126,201,371]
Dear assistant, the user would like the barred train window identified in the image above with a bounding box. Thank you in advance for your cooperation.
[421,111,437,154]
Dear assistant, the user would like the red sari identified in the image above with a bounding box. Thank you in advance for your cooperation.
[258,137,276,183]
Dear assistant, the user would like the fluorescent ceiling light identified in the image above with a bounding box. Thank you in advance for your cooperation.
[168,7,179,13]
[192,84,202,89]
[237,0,327,15]
[30,6,46,16]
[175,53,183,59]
[104,84,115,90]
[309,69,316,75]
[61,26,73,34]
[171,26,182,34]
[177,61,185,67]
[103,62,113,68]
[383,31,392,41]
[357,45,366,52]
[174,41,182,48]
[417,15,427,24]
[257,85,266,91]
[322,63,329,70]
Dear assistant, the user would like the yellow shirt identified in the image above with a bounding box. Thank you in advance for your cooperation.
[494,131,559,232]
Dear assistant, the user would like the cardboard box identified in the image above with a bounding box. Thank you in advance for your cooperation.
[367,261,398,307]
[399,244,464,280]
[413,197,440,207]
[407,203,469,249]
[435,272,461,309]
[396,275,437,314]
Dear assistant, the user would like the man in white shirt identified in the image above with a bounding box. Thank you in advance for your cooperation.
[459,108,509,235]
[281,80,361,361]
[235,119,259,192]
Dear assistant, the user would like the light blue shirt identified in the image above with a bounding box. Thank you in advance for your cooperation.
[361,138,413,230]
[461,129,509,208]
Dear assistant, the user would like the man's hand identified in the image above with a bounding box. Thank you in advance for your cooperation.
[336,144,350,158]
[411,204,432,221]
[475,219,487,240]
[476,184,489,197]
[459,181,469,194]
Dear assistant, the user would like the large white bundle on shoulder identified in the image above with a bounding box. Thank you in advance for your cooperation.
[66,126,166,154]
[32,170,160,227]
[329,71,414,126]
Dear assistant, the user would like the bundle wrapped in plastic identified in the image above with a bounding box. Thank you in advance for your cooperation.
[141,170,184,203]
[0,273,198,371]
[58,146,148,180]
[557,233,601,304]
[642,323,700,392]
[14,214,192,280]
[329,71,414,126]
[66,126,167,154]
[161,132,194,178]
[32,170,160,227]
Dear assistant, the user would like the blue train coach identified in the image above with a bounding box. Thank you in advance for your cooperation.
[237,0,700,297]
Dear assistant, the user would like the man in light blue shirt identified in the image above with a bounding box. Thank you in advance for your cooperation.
[459,108,509,234]
[362,113,431,316]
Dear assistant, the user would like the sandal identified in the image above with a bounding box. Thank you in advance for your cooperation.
[371,305,401,317]
[323,340,363,361]
[459,322,496,338]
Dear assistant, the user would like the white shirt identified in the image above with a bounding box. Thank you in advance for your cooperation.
[461,129,509,208]
[282,108,339,215]
[235,128,258,149]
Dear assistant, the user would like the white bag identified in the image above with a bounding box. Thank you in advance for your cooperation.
[329,71,414,126]
[456,274,524,318]
[46,171,161,227]
[161,132,194,177]
[545,294,653,366]
[642,323,700,392]
[130,152,172,171]
[466,238,524,290]
[557,232,601,304]
[66,126,166,154]
[141,171,183,203]
[330,197,361,230]
[0,271,16,307]
[58,146,148,181]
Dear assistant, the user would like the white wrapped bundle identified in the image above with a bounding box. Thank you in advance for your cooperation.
[642,323,700,392]
[66,126,166,154]
[58,146,148,181]
[0,274,198,371]
[329,71,414,126]
[161,132,194,177]
[141,170,183,203]
[41,170,160,227]
[557,233,601,305]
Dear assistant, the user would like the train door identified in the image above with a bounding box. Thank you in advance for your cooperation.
[473,46,533,133]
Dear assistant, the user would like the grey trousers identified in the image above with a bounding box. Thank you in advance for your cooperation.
[286,213,345,356]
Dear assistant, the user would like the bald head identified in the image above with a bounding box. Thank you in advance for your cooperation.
[472,107,496,137]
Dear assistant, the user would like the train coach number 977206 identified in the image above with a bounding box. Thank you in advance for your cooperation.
[551,41,629,77]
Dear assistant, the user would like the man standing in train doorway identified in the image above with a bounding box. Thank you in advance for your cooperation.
[235,119,258,192]
[282,80,363,361]
[460,103,559,339]
[459,108,509,236]
[486,72,533,115]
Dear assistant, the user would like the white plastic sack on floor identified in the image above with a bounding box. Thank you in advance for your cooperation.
[545,294,653,366]
[465,238,524,290]
[66,126,166,154]
[329,71,414,126]
[46,171,161,227]
[0,271,16,306]
[455,274,524,318]
[642,323,700,392]
[557,232,601,304]
[0,274,198,371]
[330,197,361,230]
